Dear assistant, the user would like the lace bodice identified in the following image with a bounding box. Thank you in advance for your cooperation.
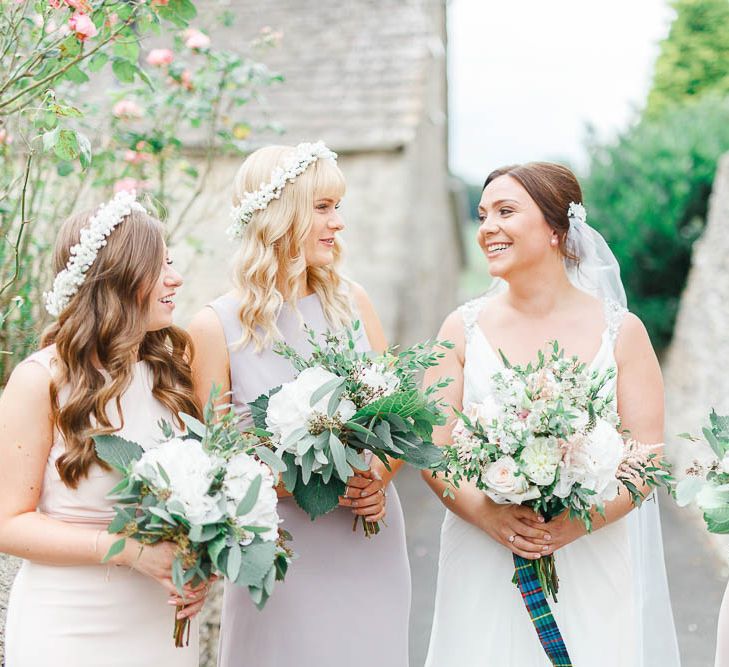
[459,295,627,410]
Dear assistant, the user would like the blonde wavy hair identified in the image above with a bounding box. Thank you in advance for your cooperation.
[41,207,201,488]
[231,144,353,349]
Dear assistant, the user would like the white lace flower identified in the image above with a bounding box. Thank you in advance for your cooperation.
[133,438,225,525]
[227,141,337,239]
[223,453,280,544]
[44,190,145,317]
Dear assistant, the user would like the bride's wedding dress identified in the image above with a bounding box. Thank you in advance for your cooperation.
[424,295,680,667]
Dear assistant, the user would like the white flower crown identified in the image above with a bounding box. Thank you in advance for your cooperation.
[227,140,338,239]
[44,190,146,317]
[567,201,587,226]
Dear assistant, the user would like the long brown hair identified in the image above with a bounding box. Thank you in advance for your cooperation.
[484,162,582,263]
[41,207,201,488]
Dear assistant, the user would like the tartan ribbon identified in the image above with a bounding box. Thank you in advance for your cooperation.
[512,554,573,667]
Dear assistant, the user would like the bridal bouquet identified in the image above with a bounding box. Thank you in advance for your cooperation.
[94,392,291,647]
[675,410,729,533]
[443,342,671,600]
[250,321,452,535]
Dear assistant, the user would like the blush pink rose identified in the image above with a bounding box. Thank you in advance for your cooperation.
[68,12,97,41]
[183,28,210,50]
[0,129,12,145]
[124,149,152,165]
[146,48,174,66]
[112,99,144,119]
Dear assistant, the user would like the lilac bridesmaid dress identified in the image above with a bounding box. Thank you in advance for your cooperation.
[209,291,411,667]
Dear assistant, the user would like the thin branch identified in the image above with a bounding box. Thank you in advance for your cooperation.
[0,151,33,295]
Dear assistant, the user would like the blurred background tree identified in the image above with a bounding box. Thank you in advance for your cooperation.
[582,0,729,351]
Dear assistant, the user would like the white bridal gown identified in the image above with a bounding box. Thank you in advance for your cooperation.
[425,295,681,667]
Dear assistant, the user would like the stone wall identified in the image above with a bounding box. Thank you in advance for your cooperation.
[663,152,729,556]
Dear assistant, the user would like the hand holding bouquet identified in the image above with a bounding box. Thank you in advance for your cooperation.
[95,390,292,646]
[443,342,672,599]
[250,321,452,535]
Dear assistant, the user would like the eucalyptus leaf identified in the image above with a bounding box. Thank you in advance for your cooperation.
[254,445,287,473]
[227,543,242,581]
[329,431,353,481]
[236,474,262,516]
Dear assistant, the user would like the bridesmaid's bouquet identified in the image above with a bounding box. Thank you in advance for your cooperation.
[443,342,671,600]
[94,393,292,647]
[675,410,729,533]
[250,321,452,535]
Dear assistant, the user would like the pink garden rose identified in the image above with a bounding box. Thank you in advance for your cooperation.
[124,149,152,165]
[183,28,210,50]
[112,99,144,119]
[0,129,13,146]
[68,12,97,41]
[146,48,174,66]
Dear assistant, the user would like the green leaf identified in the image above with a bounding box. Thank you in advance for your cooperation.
[353,390,427,420]
[254,445,287,473]
[391,434,444,470]
[88,52,109,72]
[102,537,126,563]
[112,58,137,84]
[113,39,140,63]
[56,161,74,177]
[64,65,89,84]
[309,377,344,407]
[235,540,277,588]
[53,129,80,162]
[149,506,176,524]
[236,474,262,516]
[703,426,727,458]
[705,506,729,534]
[328,431,353,481]
[281,452,297,492]
[208,535,226,570]
[94,434,144,472]
[180,413,206,439]
[249,392,273,430]
[42,126,60,152]
[226,543,242,581]
[76,132,91,170]
[172,556,185,593]
[292,474,344,520]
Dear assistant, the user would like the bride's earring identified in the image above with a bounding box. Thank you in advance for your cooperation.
[550,236,559,246]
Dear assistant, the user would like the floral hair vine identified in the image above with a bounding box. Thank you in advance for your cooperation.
[44,190,146,318]
[567,201,587,227]
[227,140,338,240]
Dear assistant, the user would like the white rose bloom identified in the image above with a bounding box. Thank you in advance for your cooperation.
[360,363,400,397]
[223,453,280,543]
[571,418,623,502]
[482,455,540,505]
[520,436,562,486]
[266,367,356,443]
[133,438,224,525]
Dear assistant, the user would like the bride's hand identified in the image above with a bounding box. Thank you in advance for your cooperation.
[480,503,553,560]
[168,575,218,620]
[338,469,387,522]
[527,511,586,552]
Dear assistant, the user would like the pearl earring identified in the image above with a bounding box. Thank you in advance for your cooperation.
[550,237,558,246]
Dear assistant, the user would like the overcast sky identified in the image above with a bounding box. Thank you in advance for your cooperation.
[448,0,675,183]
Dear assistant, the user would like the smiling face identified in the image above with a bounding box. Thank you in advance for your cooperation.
[477,174,561,280]
[145,244,183,332]
[303,194,344,268]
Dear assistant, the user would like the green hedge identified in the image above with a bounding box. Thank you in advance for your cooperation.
[583,94,729,350]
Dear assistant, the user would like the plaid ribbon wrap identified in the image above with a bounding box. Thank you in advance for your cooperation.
[513,554,573,667]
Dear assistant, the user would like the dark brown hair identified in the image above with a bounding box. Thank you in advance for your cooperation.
[41,207,201,488]
[484,162,582,263]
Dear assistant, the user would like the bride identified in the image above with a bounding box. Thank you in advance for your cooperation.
[422,162,680,666]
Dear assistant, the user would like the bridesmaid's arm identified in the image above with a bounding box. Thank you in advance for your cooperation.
[187,306,231,411]
[350,281,404,486]
[537,313,664,550]
[421,311,550,561]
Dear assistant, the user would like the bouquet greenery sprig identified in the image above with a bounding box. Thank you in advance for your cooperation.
[250,321,453,535]
[443,342,672,599]
[94,389,291,646]
[675,410,729,533]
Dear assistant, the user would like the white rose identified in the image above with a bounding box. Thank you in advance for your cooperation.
[359,363,400,397]
[482,455,540,505]
[520,436,562,486]
[133,438,225,525]
[571,419,623,502]
[223,453,280,543]
[266,367,356,442]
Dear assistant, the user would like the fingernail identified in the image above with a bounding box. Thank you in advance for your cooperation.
[544,534,551,541]
[360,490,367,497]
[542,545,549,552]
[538,516,545,523]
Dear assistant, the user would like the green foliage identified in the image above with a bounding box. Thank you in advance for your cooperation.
[582,95,729,349]
[646,0,729,118]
